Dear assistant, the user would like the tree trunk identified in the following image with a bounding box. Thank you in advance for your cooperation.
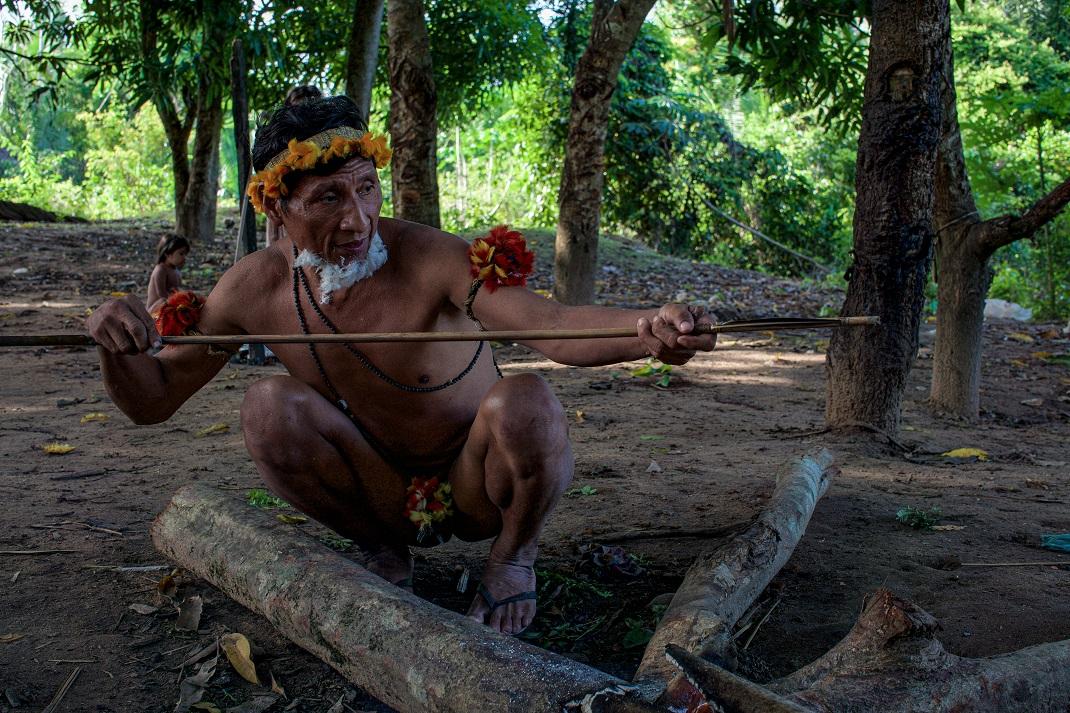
[140,0,225,246]
[387,0,440,228]
[825,0,946,434]
[345,0,385,124]
[552,0,656,305]
[175,90,223,244]
[929,28,1070,419]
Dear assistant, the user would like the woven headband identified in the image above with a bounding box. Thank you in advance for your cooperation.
[245,126,392,213]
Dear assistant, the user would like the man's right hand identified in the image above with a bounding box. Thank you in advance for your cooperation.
[87,295,161,355]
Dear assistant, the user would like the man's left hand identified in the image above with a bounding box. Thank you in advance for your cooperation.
[637,304,716,365]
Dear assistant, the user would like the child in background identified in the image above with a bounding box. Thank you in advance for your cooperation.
[147,235,190,313]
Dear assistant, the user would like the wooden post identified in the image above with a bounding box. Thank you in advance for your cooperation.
[230,38,264,365]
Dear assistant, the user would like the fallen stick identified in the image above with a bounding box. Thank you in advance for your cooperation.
[48,469,111,481]
[0,549,79,556]
[593,522,749,544]
[41,666,81,713]
[152,484,635,713]
[84,563,171,572]
[961,561,1069,567]
[0,316,879,348]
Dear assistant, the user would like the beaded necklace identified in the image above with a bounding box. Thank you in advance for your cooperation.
[291,248,486,398]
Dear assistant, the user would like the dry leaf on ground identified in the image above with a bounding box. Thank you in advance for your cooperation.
[79,412,108,424]
[221,633,259,685]
[932,525,966,531]
[195,423,230,438]
[157,571,178,598]
[175,657,217,713]
[275,514,307,525]
[128,603,157,615]
[0,633,25,643]
[941,447,990,461]
[175,595,203,631]
[41,443,75,455]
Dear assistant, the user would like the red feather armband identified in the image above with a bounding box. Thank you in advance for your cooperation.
[464,225,534,324]
[153,290,205,337]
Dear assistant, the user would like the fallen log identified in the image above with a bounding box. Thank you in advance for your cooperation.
[151,484,633,713]
[635,449,836,684]
[770,588,1070,712]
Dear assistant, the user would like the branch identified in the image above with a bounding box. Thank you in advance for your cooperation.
[974,172,1070,256]
[635,450,836,684]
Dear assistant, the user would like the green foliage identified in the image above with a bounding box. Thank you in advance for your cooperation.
[681,0,870,132]
[246,488,290,509]
[896,505,942,530]
[0,103,172,219]
[954,0,1070,319]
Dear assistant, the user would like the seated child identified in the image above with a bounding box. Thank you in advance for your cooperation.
[146,235,190,313]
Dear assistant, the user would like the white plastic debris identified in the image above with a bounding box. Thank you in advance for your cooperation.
[983,298,1032,322]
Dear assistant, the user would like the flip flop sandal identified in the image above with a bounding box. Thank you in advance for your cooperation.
[476,582,537,633]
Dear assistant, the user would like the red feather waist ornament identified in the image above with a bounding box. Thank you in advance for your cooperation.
[153,290,205,337]
[464,225,534,324]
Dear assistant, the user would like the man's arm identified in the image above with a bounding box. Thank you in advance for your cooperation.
[436,233,715,366]
[89,269,247,424]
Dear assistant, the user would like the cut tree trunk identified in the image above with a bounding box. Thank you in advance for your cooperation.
[387,0,441,228]
[151,483,633,713]
[665,588,1070,713]
[825,0,947,434]
[345,0,385,124]
[635,450,835,685]
[553,0,656,305]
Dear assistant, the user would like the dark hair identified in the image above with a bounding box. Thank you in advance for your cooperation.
[285,85,323,106]
[157,234,191,264]
[252,95,368,171]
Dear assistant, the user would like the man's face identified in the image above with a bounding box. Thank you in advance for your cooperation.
[270,157,382,263]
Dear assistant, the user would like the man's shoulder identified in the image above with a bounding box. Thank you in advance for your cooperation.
[381,217,467,256]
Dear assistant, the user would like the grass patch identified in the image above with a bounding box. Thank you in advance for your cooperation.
[246,488,289,509]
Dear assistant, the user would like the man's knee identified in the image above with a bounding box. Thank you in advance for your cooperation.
[483,374,569,457]
[241,376,310,455]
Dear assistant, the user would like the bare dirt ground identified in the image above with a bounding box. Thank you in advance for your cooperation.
[1,218,1068,713]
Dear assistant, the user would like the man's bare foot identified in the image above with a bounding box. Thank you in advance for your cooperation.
[364,544,414,591]
[467,562,537,635]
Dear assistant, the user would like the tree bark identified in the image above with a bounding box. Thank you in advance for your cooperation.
[636,451,835,684]
[345,0,385,124]
[929,33,1070,419]
[387,0,440,228]
[928,33,988,420]
[825,0,947,434]
[175,89,223,243]
[230,38,257,259]
[667,588,1070,713]
[553,0,657,305]
[152,484,631,713]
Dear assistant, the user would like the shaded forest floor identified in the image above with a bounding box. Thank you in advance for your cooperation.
[1,217,1068,712]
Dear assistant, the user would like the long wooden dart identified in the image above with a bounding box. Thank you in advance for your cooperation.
[0,316,878,348]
